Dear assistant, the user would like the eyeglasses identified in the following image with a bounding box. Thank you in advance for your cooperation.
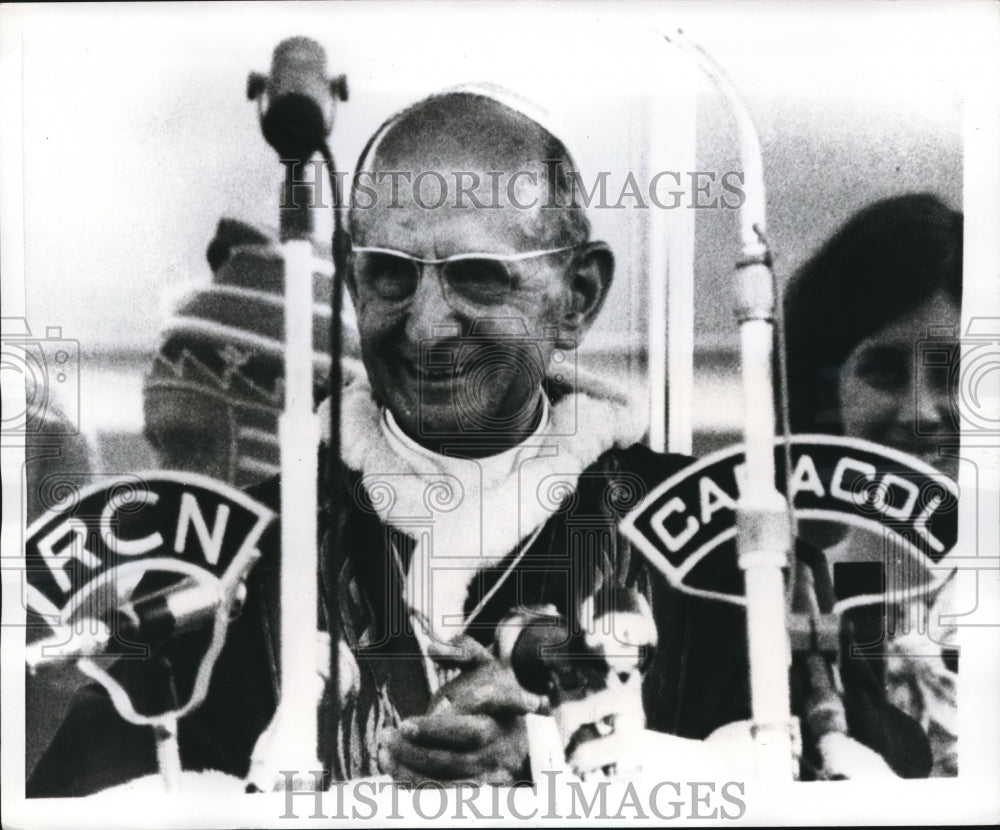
[349,244,579,312]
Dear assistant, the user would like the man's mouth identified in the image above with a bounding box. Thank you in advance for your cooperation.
[401,356,467,383]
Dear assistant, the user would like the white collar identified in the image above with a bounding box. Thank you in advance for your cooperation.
[379,393,552,485]
[321,360,647,561]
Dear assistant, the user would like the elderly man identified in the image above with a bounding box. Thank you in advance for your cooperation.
[28,89,930,796]
[322,89,665,782]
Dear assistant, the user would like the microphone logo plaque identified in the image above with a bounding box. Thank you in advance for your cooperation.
[620,435,959,612]
[24,472,275,726]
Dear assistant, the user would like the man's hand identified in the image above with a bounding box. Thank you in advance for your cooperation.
[378,637,545,785]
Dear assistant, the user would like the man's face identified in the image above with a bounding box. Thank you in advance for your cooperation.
[349,171,575,450]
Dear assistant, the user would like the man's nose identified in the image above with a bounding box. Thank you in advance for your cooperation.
[404,265,464,343]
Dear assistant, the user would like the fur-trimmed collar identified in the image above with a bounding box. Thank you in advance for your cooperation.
[320,360,646,552]
[318,361,646,638]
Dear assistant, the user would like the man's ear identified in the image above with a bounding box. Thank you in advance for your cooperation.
[559,241,614,349]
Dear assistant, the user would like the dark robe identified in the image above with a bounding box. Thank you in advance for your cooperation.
[28,444,931,796]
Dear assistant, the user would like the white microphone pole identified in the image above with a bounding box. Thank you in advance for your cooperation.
[662,30,797,779]
[245,37,347,791]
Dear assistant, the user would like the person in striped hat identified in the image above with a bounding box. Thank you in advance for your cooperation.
[142,217,359,488]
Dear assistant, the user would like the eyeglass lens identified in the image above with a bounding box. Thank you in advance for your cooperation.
[354,251,514,307]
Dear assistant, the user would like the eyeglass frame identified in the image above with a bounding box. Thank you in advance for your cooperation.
[345,237,583,314]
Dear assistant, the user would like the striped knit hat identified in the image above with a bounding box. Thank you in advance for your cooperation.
[143,218,358,487]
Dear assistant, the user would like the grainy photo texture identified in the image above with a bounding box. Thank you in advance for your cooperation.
[2,2,998,827]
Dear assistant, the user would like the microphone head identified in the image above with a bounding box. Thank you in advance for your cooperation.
[262,37,332,158]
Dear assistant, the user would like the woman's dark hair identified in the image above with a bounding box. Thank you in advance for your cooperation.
[783,193,962,435]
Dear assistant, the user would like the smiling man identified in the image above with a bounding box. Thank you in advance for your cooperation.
[28,90,934,797]
[29,89,672,794]
[346,91,608,456]
[326,90,665,782]
[310,91,930,784]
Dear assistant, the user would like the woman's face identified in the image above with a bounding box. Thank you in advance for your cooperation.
[837,290,960,473]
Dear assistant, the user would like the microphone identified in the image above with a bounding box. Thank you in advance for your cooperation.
[247,37,348,159]
[503,590,656,700]
[25,579,246,672]
[499,590,657,778]
[117,578,233,645]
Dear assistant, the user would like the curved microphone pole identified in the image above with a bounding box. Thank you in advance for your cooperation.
[661,30,797,779]
[245,37,348,792]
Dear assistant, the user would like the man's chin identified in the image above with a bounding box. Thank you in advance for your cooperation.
[388,402,462,446]
[379,380,542,450]
[392,408,525,450]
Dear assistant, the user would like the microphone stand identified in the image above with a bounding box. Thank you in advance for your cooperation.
[245,37,347,792]
[265,180,326,789]
[662,30,798,779]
